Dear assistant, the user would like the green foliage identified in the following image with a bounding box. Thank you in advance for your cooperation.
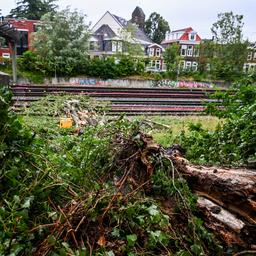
[145,12,170,44]
[179,81,256,165]
[9,0,58,20]
[209,12,249,81]
[163,43,182,75]
[32,7,90,76]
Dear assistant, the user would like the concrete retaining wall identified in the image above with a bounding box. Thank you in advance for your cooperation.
[17,76,228,88]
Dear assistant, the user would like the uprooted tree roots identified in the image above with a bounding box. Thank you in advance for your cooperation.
[34,133,256,255]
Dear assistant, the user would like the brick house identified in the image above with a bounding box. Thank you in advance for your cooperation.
[161,27,202,71]
[0,18,38,58]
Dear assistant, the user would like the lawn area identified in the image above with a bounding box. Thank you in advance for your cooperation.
[137,115,222,147]
[22,114,221,148]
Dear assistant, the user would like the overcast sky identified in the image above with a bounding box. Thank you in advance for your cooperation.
[1,0,255,41]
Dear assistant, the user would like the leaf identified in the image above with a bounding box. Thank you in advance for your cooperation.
[126,234,137,247]
[147,204,159,216]
[22,196,34,208]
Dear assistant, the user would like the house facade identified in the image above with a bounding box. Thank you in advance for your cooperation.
[161,27,202,71]
[146,43,165,71]
[244,43,256,73]
[88,7,153,58]
[0,18,38,58]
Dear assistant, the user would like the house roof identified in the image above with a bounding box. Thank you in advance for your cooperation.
[161,27,201,44]
[111,12,152,44]
[94,24,116,38]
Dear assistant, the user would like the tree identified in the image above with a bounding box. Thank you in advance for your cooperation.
[145,12,170,44]
[32,8,90,76]
[210,12,249,80]
[119,23,144,57]
[9,0,57,20]
[163,43,182,78]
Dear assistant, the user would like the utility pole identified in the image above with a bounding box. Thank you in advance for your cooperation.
[10,42,17,84]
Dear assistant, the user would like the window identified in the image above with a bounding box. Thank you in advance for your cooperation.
[2,53,10,58]
[181,45,187,56]
[156,60,161,69]
[117,42,122,52]
[247,52,252,60]
[149,48,154,56]
[17,30,28,55]
[187,46,193,56]
[90,41,98,51]
[185,61,191,70]
[192,62,198,71]
[156,48,161,57]
[254,52,256,60]
[189,33,196,41]
[112,41,117,52]
[180,61,185,70]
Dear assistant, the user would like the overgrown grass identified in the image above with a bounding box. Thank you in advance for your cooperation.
[133,115,222,147]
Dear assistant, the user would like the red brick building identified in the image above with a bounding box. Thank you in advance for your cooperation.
[0,18,38,58]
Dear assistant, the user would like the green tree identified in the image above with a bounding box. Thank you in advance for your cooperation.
[145,12,170,44]
[163,43,182,77]
[32,8,90,76]
[210,12,249,80]
[9,0,57,20]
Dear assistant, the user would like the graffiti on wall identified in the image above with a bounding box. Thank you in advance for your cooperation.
[71,78,110,86]
[152,80,213,88]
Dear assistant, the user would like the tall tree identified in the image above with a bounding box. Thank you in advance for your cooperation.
[163,43,182,77]
[144,12,170,44]
[9,0,58,20]
[32,8,90,75]
[210,12,248,80]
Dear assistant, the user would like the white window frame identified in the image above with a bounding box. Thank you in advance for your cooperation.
[187,46,193,56]
[2,53,10,58]
[189,33,196,41]
[149,48,154,56]
[192,62,198,71]
[247,52,252,60]
[181,45,187,56]
[155,60,161,69]
[117,41,122,52]
[155,48,161,57]
[185,61,191,70]
[112,41,117,52]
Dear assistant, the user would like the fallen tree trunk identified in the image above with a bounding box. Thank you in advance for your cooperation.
[171,157,256,248]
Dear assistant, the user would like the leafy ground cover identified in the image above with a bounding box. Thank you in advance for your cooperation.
[1,88,225,255]
[1,80,256,255]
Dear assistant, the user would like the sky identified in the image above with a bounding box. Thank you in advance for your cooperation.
[1,0,255,41]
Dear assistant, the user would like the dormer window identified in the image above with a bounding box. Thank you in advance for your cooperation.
[189,33,196,41]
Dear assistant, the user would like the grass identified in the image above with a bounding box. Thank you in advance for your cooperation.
[21,114,221,148]
[135,115,222,147]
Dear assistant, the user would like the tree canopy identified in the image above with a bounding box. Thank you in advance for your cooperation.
[32,8,90,75]
[209,12,248,80]
[144,12,170,44]
[9,0,58,20]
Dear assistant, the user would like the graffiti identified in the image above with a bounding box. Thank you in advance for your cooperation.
[70,78,110,86]
[152,79,213,88]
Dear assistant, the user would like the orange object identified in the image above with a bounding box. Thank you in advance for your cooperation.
[59,117,73,128]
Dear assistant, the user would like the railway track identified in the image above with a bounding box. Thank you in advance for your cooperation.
[11,84,222,115]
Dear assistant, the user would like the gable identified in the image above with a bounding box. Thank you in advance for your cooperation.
[92,11,123,35]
